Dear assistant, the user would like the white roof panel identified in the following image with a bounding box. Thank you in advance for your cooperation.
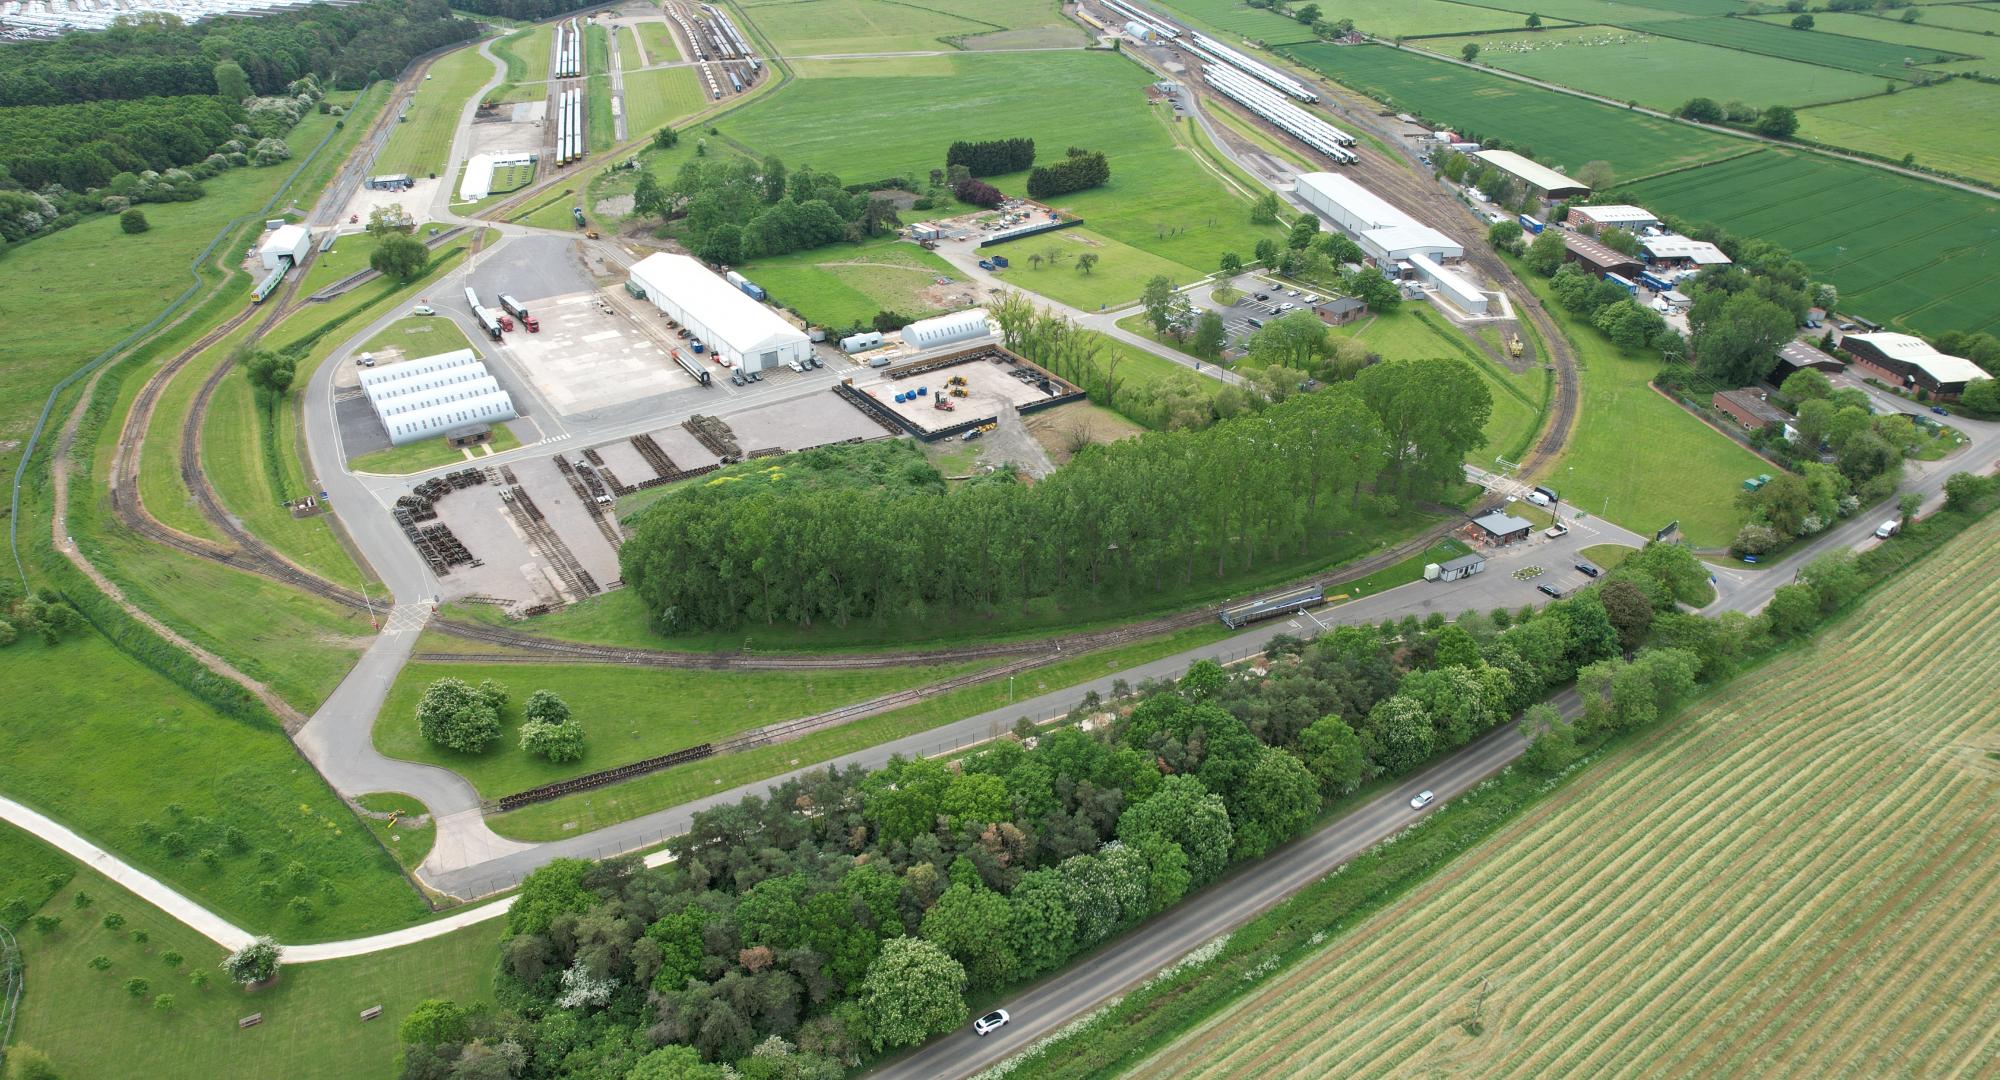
[1297,172,1412,232]
[1845,333,1989,384]
[1474,149,1588,194]
[627,253,808,358]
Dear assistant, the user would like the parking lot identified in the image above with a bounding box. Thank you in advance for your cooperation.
[501,290,702,416]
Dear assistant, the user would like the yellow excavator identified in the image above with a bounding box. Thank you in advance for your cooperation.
[1508,334,1525,358]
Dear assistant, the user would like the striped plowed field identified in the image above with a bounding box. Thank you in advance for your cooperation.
[1132,517,2000,1079]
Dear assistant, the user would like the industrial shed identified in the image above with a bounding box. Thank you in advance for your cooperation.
[1561,231,1641,280]
[627,254,811,374]
[1640,235,1731,268]
[1293,172,1463,263]
[1841,333,1991,400]
[1408,252,1488,315]
[259,224,312,270]
[1713,388,1794,434]
[1473,150,1590,200]
[358,349,518,446]
[1470,510,1533,545]
[1776,339,1843,380]
[903,308,993,351]
[1568,204,1658,231]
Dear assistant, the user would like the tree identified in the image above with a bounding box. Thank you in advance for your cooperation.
[1678,97,1724,123]
[1960,377,2000,417]
[1526,11,1542,27]
[520,719,585,763]
[1230,746,1320,858]
[1461,42,1480,62]
[119,208,149,234]
[1779,368,1833,403]
[1765,582,1821,638]
[240,349,296,396]
[1253,237,1280,266]
[1250,192,1282,225]
[1944,471,1989,510]
[1487,219,1524,255]
[1288,214,1320,250]
[1598,577,1654,651]
[123,976,150,998]
[919,882,1014,989]
[1755,105,1800,139]
[507,858,596,936]
[1295,2,1320,22]
[1117,774,1233,885]
[1296,716,1366,795]
[1575,160,1615,191]
[1342,266,1402,312]
[369,233,428,284]
[1692,291,1795,385]
[213,60,252,101]
[399,998,472,1046]
[1355,357,1493,498]
[859,938,967,1052]
[221,937,280,986]
[628,1046,727,1080]
[1141,275,1178,336]
[1790,13,1814,28]
[1219,251,1244,276]
[1076,252,1099,275]
[1524,227,1565,276]
[631,169,669,219]
[415,677,503,754]
[3,1045,58,1080]
[1519,704,1578,774]
[1192,311,1227,359]
[1247,310,1332,371]
[653,125,680,150]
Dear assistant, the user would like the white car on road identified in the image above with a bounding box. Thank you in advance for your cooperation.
[1410,790,1435,810]
[973,1009,1010,1036]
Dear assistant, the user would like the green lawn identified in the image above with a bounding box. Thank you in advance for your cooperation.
[1146,0,1321,42]
[1515,270,1764,548]
[1002,227,1216,312]
[740,0,1020,54]
[635,19,680,62]
[348,424,520,475]
[0,638,430,939]
[1334,308,1547,464]
[1277,42,1741,180]
[1623,14,1966,78]
[8,859,496,1080]
[1901,2,2000,31]
[587,24,613,150]
[130,317,260,545]
[375,657,998,800]
[722,50,1280,289]
[361,315,478,361]
[375,43,497,178]
[615,21,644,70]
[1796,78,2000,187]
[1437,0,1725,23]
[494,23,552,85]
[489,622,1236,840]
[0,825,73,930]
[1417,26,1883,110]
[354,793,436,872]
[620,66,710,141]
[739,234,962,328]
[1580,542,1637,570]
[1622,149,2000,337]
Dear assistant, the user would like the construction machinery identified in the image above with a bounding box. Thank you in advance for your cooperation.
[950,386,968,397]
[1508,334,1525,358]
[934,395,955,411]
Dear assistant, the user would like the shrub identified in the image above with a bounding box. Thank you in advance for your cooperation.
[415,677,504,754]
[88,954,112,971]
[221,936,281,985]
[101,912,125,930]
[119,208,149,233]
[124,977,150,998]
[519,720,586,764]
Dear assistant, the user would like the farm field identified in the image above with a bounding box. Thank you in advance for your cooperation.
[1249,0,1576,38]
[722,51,1280,300]
[737,0,1006,54]
[1141,511,2000,1079]
[1904,1,2000,31]
[618,67,708,141]
[1623,14,1967,77]
[1146,0,1320,42]
[1417,26,1883,109]
[373,657,997,800]
[1624,149,2000,337]
[9,858,498,1080]
[634,19,680,62]
[1796,78,2000,187]
[375,43,495,178]
[739,235,962,328]
[0,636,429,939]
[1748,10,1999,71]
[1277,42,1740,179]
[1424,0,1721,26]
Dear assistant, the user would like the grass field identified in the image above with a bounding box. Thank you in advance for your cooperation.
[634,19,680,62]
[1239,0,1574,39]
[619,66,709,141]
[348,423,520,474]
[488,622,1236,840]
[1904,2,2000,31]
[1336,309,1548,464]
[1147,0,1320,42]
[375,43,495,178]
[373,657,996,800]
[614,21,643,70]
[0,637,429,939]
[361,315,477,360]
[722,51,1279,295]
[739,234,962,328]
[354,792,436,872]
[0,825,73,930]
[1749,10,1998,71]
[1434,0,1720,26]
[1796,78,2000,187]
[9,860,497,1080]
[1277,42,1741,180]
[493,23,552,86]
[739,0,1000,54]
[1420,26,1883,109]
[1623,149,2000,337]
[1143,512,2000,1079]
[1625,14,1967,77]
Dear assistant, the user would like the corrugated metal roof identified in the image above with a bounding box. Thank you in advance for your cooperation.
[1474,149,1589,194]
[627,253,809,358]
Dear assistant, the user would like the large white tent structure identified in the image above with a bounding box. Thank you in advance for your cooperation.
[902,308,993,351]
[358,349,517,445]
[626,253,810,373]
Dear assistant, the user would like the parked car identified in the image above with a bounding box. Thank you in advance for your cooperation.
[411,305,435,316]
[788,359,805,373]
[730,372,744,386]
[1740,553,1760,564]
[973,1010,1011,1037]
[358,352,376,367]
[1409,790,1435,810]
[1254,292,1270,301]
[1575,562,1600,578]
[1537,583,1564,599]
[1931,405,1950,416]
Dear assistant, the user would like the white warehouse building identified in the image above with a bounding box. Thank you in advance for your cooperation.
[358,349,518,446]
[902,308,993,351]
[1292,173,1487,314]
[259,224,312,271]
[627,253,811,374]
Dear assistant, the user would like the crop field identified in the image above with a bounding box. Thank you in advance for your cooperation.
[1418,26,1882,109]
[1796,79,2000,187]
[1748,10,1998,71]
[1142,512,2000,1079]
[1426,0,1717,26]
[1623,15,1967,77]
[723,51,1280,299]
[375,43,494,177]
[1907,2,2000,31]
[1261,0,1575,38]
[1147,0,1319,42]
[634,19,680,62]
[1625,149,2000,337]
[740,235,961,327]
[10,861,497,1080]
[1277,43,1740,179]
[737,0,1007,54]
[619,67,707,139]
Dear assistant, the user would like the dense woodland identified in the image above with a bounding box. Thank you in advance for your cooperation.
[944,138,1034,178]
[621,362,1491,631]
[634,155,903,265]
[397,542,1746,1078]
[1025,147,1110,200]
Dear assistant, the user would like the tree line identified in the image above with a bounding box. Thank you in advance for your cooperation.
[1025,147,1110,200]
[633,154,903,265]
[944,138,1034,177]
[393,540,1767,1078]
[0,0,478,106]
[0,95,244,195]
[621,359,1489,631]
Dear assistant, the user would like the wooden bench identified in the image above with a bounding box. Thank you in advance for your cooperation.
[360,1006,383,1022]
[239,1013,263,1029]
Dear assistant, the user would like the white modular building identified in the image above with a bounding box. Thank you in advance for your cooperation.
[1408,252,1488,315]
[902,308,993,351]
[357,349,518,445]
[626,253,811,373]
[259,224,312,270]
[1293,173,1463,264]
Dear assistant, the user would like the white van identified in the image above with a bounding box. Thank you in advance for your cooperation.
[1875,519,1900,539]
